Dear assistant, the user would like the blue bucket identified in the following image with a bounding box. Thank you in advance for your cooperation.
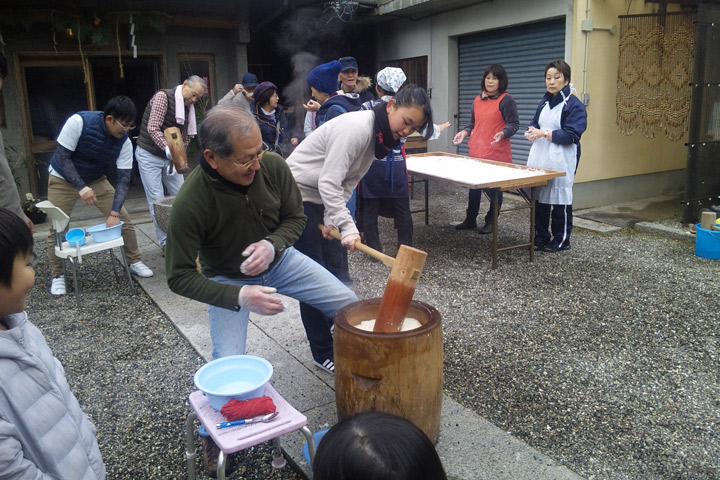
[695,223,720,259]
[302,428,329,467]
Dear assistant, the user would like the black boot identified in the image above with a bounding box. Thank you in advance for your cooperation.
[455,209,478,230]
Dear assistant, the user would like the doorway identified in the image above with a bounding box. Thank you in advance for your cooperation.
[17,54,162,197]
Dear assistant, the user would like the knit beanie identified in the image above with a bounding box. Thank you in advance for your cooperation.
[307,60,343,95]
[253,82,277,106]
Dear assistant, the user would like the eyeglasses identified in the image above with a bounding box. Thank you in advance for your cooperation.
[226,142,269,169]
[114,118,135,132]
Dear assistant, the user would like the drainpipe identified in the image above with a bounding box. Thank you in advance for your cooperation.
[583,0,590,106]
[579,0,616,106]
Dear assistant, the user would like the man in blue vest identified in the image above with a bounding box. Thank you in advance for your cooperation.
[47,96,154,295]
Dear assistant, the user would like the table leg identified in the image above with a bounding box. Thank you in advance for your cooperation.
[530,188,536,263]
[185,412,197,480]
[491,189,499,270]
[217,451,227,480]
[424,179,429,225]
[301,426,317,466]
[271,437,287,468]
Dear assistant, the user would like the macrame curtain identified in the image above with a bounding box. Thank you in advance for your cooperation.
[616,12,695,141]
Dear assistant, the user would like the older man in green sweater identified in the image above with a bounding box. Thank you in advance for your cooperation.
[165,106,356,366]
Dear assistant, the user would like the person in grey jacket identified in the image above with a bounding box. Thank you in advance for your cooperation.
[0,207,105,479]
[0,51,34,233]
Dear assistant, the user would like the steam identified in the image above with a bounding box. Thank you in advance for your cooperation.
[275,7,346,123]
[285,52,321,116]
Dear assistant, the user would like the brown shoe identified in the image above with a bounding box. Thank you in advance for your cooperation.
[202,436,234,478]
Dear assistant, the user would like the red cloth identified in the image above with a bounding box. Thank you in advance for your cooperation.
[221,396,276,421]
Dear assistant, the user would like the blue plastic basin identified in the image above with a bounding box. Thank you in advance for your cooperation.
[86,221,124,243]
[194,355,273,410]
[65,228,86,247]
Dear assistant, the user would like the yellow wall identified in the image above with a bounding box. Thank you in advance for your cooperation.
[571,0,689,184]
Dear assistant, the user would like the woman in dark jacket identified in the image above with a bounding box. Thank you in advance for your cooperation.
[525,60,587,253]
[251,81,299,157]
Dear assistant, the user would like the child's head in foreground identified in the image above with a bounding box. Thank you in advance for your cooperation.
[0,207,35,318]
[312,410,448,480]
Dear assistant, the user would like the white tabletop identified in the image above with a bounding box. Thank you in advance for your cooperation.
[406,152,565,190]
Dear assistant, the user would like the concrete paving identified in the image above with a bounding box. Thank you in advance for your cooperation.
[32,191,690,480]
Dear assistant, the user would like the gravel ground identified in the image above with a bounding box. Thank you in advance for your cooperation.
[26,255,304,480]
[25,179,719,480]
[349,181,720,480]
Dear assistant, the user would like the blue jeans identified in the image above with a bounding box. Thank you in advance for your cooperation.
[207,247,357,360]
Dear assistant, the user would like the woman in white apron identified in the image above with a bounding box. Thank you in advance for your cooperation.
[525,60,587,252]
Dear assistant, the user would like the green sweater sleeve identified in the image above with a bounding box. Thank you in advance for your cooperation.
[165,171,241,310]
[165,155,306,311]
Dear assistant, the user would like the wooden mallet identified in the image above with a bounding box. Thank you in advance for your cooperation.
[320,224,427,333]
[163,126,189,174]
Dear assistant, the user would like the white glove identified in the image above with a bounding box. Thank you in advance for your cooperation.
[164,145,172,159]
[240,239,275,276]
[238,285,285,315]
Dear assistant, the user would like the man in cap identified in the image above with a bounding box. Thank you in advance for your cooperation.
[338,56,375,103]
[218,72,258,113]
[136,75,207,254]
[303,59,364,129]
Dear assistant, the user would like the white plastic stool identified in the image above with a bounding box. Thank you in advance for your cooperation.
[185,383,316,480]
[37,200,134,307]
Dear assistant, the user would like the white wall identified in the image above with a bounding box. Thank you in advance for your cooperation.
[376,0,574,152]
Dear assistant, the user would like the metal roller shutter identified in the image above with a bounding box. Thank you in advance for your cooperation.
[457,18,566,164]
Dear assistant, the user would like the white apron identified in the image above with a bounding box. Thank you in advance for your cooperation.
[526,92,577,205]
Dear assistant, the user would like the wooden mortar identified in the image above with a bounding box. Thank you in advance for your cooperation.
[334,298,443,443]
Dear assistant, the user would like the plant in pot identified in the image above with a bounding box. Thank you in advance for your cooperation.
[22,193,47,224]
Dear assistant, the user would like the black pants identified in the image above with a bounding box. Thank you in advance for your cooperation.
[358,196,413,252]
[535,202,573,247]
[466,188,503,224]
[293,202,347,363]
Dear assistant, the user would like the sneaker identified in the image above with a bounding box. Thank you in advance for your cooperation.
[50,275,66,296]
[542,241,571,253]
[129,261,154,277]
[314,358,335,374]
[201,436,234,478]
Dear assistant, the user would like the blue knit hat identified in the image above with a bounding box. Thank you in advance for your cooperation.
[307,60,343,95]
